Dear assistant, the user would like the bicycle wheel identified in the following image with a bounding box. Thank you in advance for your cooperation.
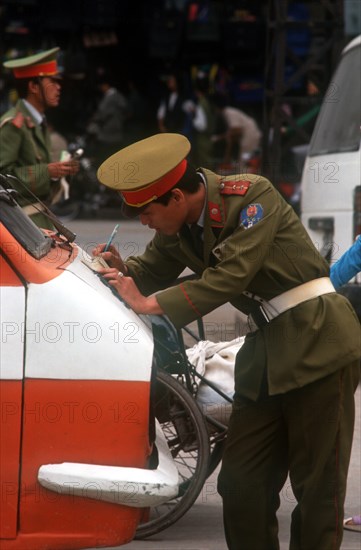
[135,369,210,539]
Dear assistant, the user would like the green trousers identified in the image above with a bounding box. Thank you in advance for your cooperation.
[217,361,360,550]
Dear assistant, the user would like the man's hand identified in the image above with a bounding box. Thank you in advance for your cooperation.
[48,160,80,179]
[100,268,164,315]
[92,243,127,272]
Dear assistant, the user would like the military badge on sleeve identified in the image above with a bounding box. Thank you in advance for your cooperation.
[240,203,264,229]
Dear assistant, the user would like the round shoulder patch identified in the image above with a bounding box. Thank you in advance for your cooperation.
[240,203,264,229]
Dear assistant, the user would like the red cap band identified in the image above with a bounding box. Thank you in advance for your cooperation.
[13,60,58,79]
[122,159,188,207]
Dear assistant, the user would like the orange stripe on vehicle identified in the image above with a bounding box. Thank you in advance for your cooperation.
[0,255,23,286]
[0,381,22,539]
[0,224,77,284]
[13,379,150,549]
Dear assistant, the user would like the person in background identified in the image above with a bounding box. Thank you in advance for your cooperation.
[0,48,79,229]
[92,133,360,550]
[124,79,149,145]
[157,73,189,136]
[330,236,361,290]
[184,74,216,168]
[87,73,129,167]
[211,93,262,169]
[344,513,361,532]
[330,236,361,533]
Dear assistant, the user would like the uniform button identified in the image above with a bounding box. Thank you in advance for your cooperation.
[211,207,218,215]
[220,183,225,189]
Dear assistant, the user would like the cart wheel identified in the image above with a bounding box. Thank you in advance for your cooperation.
[176,432,226,498]
[135,369,210,539]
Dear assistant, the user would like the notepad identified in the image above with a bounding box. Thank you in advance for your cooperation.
[81,255,110,272]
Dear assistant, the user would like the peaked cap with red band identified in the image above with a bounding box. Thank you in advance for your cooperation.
[97,133,191,217]
[3,47,61,79]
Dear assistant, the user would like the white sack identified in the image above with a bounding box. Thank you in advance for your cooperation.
[186,338,245,424]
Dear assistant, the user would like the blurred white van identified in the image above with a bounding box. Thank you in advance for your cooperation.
[301,34,361,316]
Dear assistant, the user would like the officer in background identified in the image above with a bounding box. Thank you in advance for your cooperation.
[0,48,79,228]
[93,133,360,550]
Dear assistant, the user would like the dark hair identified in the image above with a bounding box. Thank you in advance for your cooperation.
[13,77,36,99]
[154,163,202,205]
[13,75,53,99]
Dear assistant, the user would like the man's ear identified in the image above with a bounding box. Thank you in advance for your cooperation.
[28,79,40,95]
[171,188,185,202]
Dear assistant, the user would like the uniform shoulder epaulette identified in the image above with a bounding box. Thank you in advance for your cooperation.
[0,116,14,129]
[12,111,25,128]
[219,179,251,196]
[0,111,26,129]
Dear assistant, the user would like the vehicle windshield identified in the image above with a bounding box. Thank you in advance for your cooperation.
[0,186,52,260]
[309,44,361,156]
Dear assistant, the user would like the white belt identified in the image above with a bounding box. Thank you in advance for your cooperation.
[247,277,336,330]
[22,202,46,216]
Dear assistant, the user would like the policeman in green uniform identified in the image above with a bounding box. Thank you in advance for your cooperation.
[93,133,360,550]
[0,48,79,228]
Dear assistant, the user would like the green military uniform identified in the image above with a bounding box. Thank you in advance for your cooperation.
[1,48,62,229]
[124,169,360,549]
[97,134,360,549]
[0,100,57,229]
[125,169,359,393]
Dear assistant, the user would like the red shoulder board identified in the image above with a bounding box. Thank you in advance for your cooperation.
[220,180,251,196]
[11,112,25,129]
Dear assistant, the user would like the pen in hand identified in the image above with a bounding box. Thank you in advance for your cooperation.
[104,223,119,252]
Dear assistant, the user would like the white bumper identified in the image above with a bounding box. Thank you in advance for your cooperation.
[38,422,178,507]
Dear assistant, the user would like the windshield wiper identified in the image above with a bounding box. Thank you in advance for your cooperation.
[0,173,76,244]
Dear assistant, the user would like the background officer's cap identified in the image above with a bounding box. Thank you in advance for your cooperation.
[97,133,191,217]
[3,47,61,79]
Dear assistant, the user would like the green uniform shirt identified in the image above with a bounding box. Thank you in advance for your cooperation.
[0,100,58,228]
[126,170,361,398]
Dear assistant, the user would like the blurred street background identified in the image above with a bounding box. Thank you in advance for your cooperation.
[1,0,360,215]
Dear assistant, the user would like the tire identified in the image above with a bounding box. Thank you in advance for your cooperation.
[51,199,81,222]
[135,369,210,539]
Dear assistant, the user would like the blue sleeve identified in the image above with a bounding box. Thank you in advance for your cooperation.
[330,236,361,289]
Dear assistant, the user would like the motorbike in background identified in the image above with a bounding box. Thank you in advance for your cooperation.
[51,137,123,221]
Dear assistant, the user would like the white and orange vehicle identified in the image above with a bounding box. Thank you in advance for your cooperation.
[0,181,179,549]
